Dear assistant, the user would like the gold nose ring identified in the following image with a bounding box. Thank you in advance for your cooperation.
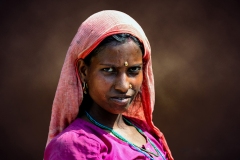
[124,61,128,66]
[129,84,132,89]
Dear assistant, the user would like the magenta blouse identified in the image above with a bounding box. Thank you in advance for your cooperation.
[44,118,168,160]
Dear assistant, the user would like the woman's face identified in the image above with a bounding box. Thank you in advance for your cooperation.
[82,40,143,115]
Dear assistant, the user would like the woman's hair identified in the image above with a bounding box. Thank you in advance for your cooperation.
[83,33,144,66]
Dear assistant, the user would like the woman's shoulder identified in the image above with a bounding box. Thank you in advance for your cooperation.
[48,118,104,145]
[44,118,103,160]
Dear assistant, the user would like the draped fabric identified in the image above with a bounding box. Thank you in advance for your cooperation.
[46,10,173,160]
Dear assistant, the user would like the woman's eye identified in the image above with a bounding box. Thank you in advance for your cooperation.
[102,67,114,72]
[129,67,142,73]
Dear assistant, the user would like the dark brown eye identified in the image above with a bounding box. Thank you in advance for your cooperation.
[102,67,115,72]
[128,67,142,74]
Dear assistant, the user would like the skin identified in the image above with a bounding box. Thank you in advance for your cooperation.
[78,40,146,146]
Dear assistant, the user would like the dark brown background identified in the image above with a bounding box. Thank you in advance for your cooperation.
[1,0,240,159]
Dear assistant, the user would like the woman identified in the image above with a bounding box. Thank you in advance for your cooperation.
[44,10,174,160]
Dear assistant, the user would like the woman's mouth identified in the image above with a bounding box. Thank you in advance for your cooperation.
[110,97,131,106]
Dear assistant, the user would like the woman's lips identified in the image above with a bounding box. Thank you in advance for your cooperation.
[110,97,131,106]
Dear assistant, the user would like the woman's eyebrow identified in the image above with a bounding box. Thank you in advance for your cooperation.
[130,63,143,66]
[99,63,143,67]
[99,63,117,67]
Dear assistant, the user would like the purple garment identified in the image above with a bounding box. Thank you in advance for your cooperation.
[44,118,168,160]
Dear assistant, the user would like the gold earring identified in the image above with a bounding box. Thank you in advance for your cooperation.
[124,61,128,66]
[83,82,88,94]
[129,84,132,89]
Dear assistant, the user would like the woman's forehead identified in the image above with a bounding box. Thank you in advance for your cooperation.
[93,41,143,65]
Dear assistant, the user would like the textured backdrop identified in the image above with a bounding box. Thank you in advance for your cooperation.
[1,0,240,159]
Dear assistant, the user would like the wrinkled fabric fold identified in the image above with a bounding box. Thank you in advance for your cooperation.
[46,10,173,160]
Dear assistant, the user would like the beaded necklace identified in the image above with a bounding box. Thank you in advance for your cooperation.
[85,111,166,160]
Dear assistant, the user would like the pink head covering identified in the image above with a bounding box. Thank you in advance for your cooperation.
[46,10,173,159]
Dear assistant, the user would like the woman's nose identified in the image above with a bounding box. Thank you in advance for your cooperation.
[114,73,130,93]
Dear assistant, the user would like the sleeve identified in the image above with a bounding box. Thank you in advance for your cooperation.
[44,132,101,160]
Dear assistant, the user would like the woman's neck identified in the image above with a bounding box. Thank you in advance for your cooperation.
[84,104,128,130]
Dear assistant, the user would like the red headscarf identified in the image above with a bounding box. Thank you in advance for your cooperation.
[46,10,173,160]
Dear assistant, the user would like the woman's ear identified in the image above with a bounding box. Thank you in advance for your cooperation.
[77,59,88,83]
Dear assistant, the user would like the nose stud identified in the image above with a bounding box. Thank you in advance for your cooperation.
[129,84,132,89]
[124,61,128,66]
